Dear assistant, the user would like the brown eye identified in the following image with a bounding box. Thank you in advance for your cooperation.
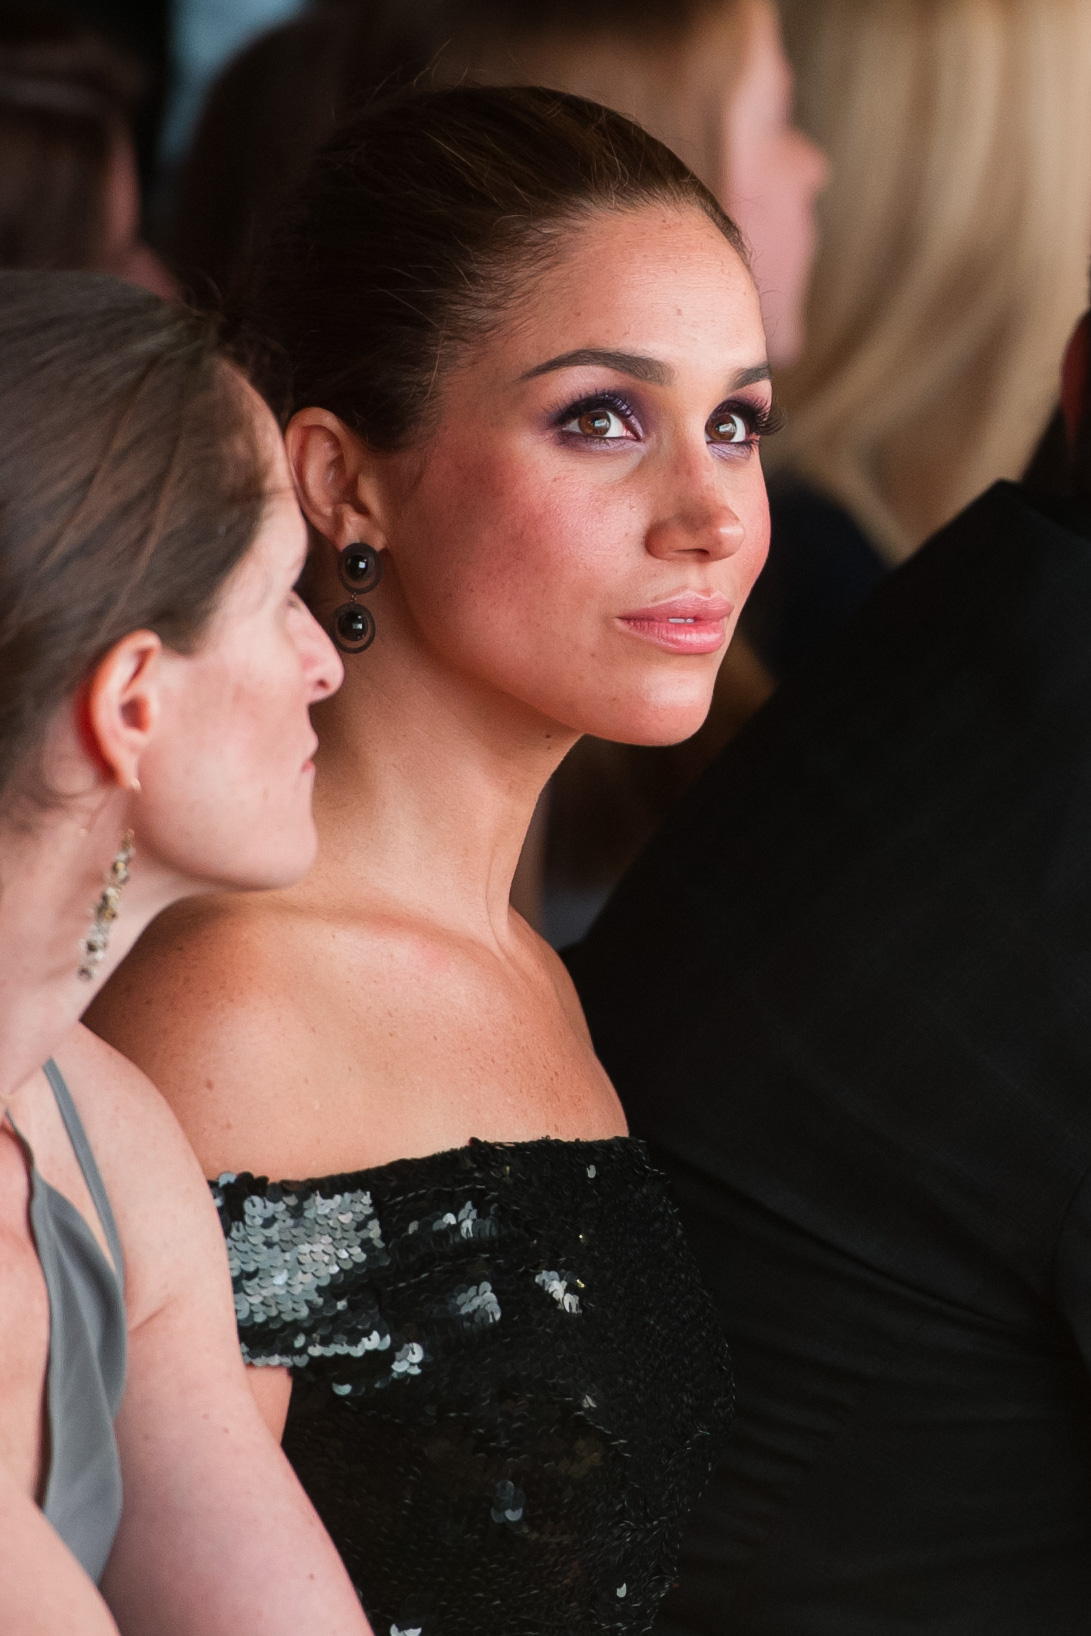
[559,401,631,440]
[708,409,749,444]
[579,410,614,437]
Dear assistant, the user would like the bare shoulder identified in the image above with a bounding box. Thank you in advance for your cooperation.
[513,909,599,1046]
[85,894,322,1180]
[88,893,294,1051]
[53,1024,231,1328]
[54,1022,211,1211]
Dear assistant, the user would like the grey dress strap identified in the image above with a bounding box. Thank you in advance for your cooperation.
[42,1058,124,1283]
[15,1060,128,1584]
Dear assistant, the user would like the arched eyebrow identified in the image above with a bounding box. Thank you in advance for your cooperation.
[727,364,773,390]
[518,348,771,391]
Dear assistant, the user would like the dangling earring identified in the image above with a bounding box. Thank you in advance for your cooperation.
[77,830,135,982]
[331,544,383,654]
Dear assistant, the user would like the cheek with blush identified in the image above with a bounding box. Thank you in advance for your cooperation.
[391,450,769,748]
[391,441,613,672]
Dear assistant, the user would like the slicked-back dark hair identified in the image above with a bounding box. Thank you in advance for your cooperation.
[247,82,748,449]
[0,270,266,811]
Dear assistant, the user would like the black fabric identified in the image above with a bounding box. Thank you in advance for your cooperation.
[215,1136,733,1636]
[742,476,886,676]
[566,481,1091,1633]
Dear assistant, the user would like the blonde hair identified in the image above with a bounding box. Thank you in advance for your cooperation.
[773,0,1091,563]
[436,0,757,201]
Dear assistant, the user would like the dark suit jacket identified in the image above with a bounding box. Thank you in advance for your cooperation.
[567,482,1091,1632]
[744,476,886,675]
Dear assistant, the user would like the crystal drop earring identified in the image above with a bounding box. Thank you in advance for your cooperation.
[77,829,135,981]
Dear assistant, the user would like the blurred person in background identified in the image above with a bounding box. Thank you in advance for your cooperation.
[160,0,308,171]
[0,2,174,293]
[164,2,443,302]
[438,0,825,372]
[568,292,1091,1632]
[749,0,1091,678]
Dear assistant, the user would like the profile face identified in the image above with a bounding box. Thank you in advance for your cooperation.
[368,203,772,748]
[136,388,343,890]
[726,0,828,368]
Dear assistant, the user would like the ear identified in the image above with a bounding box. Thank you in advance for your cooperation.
[285,408,391,552]
[82,630,163,790]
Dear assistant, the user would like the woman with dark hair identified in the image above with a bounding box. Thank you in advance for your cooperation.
[0,271,370,1635]
[91,85,771,1635]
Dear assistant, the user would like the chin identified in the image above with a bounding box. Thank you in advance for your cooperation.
[576,691,717,749]
[226,826,319,894]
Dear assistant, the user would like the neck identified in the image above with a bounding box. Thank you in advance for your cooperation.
[0,791,163,1105]
[306,638,578,943]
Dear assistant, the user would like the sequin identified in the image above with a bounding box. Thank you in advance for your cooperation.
[490,1479,526,1525]
[535,1268,581,1313]
[212,1137,733,1636]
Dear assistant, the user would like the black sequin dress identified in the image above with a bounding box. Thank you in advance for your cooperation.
[212,1138,732,1636]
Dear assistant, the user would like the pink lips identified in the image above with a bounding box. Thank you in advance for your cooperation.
[617,593,733,654]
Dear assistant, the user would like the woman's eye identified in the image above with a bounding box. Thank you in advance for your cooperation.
[560,405,632,440]
[707,409,751,444]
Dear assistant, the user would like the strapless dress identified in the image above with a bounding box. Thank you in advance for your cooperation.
[212,1136,732,1636]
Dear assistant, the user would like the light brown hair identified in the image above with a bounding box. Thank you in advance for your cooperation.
[0,271,265,810]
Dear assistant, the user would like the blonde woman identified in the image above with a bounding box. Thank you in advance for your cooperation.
[752,0,1091,672]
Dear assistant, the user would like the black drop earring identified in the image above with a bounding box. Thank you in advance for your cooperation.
[331,543,383,654]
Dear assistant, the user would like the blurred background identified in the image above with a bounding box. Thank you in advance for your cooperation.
[9,0,1091,941]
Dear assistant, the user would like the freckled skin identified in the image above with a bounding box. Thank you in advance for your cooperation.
[365,207,771,748]
[90,203,773,1442]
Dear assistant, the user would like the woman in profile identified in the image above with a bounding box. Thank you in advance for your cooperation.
[0,272,368,1636]
[91,85,773,1636]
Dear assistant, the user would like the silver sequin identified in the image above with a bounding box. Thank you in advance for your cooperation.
[535,1268,582,1314]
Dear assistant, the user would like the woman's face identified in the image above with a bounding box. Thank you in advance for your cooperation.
[368,203,771,748]
[136,389,343,891]
[726,0,827,367]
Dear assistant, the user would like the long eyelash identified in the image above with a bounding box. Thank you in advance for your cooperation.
[723,398,786,439]
[552,388,638,430]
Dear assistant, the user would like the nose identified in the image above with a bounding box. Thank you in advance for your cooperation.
[644,493,747,562]
[299,604,345,701]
